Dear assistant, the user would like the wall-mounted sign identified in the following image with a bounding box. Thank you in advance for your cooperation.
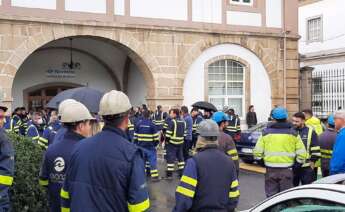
[46,68,77,79]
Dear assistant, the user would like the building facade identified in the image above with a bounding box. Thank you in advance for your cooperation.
[299,0,345,118]
[0,0,299,122]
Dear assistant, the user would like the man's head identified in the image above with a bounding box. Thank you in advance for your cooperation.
[170,108,180,119]
[14,107,22,116]
[196,120,220,149]
[228,109,235,116]
[204,110,212,119]
[191,108,199,117]
[142,109,150,119]
[327,114,335,129]
[61,101,95,137]
[302,109,313,120]
[32,112,43,125]
[292,112,305,129]
[21,107,27,115]
[249,105,254,112]
[334,110,345,131]
[99,90,132,131]
[49,109,59,123]
[212,111,229,131]
[157,105,162,112]
[271,107,288,122]
[181,106,189,116]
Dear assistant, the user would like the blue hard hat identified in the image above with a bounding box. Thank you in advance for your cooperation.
[328,114,335,126]
[272,107,288,120]
[212,111,230,124]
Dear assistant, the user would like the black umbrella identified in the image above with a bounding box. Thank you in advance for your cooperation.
[192,101,217,112]
[46,87,104,113]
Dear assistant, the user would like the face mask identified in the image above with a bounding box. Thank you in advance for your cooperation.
[37,118,43,125]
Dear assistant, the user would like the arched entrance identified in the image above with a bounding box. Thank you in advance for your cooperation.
[24,83,81,110]
[10,35,156,110]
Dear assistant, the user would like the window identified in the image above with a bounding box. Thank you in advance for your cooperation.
[263,198,345,212]
[230,0,253,6]
[312,77,322,94]
[208,59,245,117]
[307,16,322,42]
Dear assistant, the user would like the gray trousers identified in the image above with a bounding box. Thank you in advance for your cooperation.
[265,168,293,197]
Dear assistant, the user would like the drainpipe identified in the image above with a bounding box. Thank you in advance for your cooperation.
[283,31,287,108]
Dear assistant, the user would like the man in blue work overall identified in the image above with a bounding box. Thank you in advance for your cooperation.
[134,109,160,181]
[39,100,94,212]
[61,90,150,212]
[174,119,239,212]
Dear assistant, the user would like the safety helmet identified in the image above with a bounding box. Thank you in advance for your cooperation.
[212,111,229,124]
[272,107,288,120]
[60,101,95,123]
[99,90,132,116]
[328,114,335,126]
[58,99,77,116]
[222,106,229,112]
[197,119,220,137]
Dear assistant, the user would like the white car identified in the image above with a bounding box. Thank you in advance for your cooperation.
[242,174,345,212]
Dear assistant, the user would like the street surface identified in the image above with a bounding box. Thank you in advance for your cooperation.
[149,158,266,212]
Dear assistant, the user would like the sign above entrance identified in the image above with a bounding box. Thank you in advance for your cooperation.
[45,68,77,79]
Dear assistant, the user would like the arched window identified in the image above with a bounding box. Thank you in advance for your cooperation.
[208,59,245,116]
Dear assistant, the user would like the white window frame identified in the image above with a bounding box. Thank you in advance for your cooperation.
[207,60,246,118]
[230,0,253,6]
[306,15,323,44]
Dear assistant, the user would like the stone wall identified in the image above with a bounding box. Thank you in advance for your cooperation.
[0,19,299,113]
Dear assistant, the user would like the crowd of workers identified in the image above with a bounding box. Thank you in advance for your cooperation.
[0,90,345,211]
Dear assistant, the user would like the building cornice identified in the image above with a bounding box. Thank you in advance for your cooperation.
[299,0,323,7]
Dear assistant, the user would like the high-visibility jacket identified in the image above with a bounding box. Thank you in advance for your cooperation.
[42,121,62,146]
[152,111,167,131]
[134,118,159,147]
[61,125,150,212]
[218,132,239,175]
[319,128,337,160]
[127,117,135,142]
[192,115,203,138]
[254,122,307,168]
[225,115,241,137]
[296,126,321,167]
[0,129,14,210]
[26,123,48,149]
[305,116,324,136]
[9,115,21,134]
[174,145,239,212]
[39,130,84,212]
[166,118,186,145]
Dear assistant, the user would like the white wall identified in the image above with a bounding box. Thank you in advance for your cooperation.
[227,11,262,27]
[11,0,56,9]
[183,44,272,123]
[12,49,116,108]
[130,0,188,21]
[114,0,125,15]
[299,0,345,54]
[266,0,282,28]
[127,62,147,107]
[192,0,222,24]
[65,0,106,13]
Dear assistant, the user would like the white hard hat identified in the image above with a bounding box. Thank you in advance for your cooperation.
[60,101,95,123]
[197,119,220,138]
[58,99,77,116]
[99,90,132,116]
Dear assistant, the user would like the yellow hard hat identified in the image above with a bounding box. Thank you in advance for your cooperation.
[60,101,95,123]
[99,90,132,116]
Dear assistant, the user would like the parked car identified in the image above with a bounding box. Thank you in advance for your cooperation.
[236,122,270,164]
[242,174,345,212]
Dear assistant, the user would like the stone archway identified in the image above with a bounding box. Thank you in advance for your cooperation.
[0,23,158,110]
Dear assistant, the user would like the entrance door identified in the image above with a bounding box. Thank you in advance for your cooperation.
[27,86,76,111]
